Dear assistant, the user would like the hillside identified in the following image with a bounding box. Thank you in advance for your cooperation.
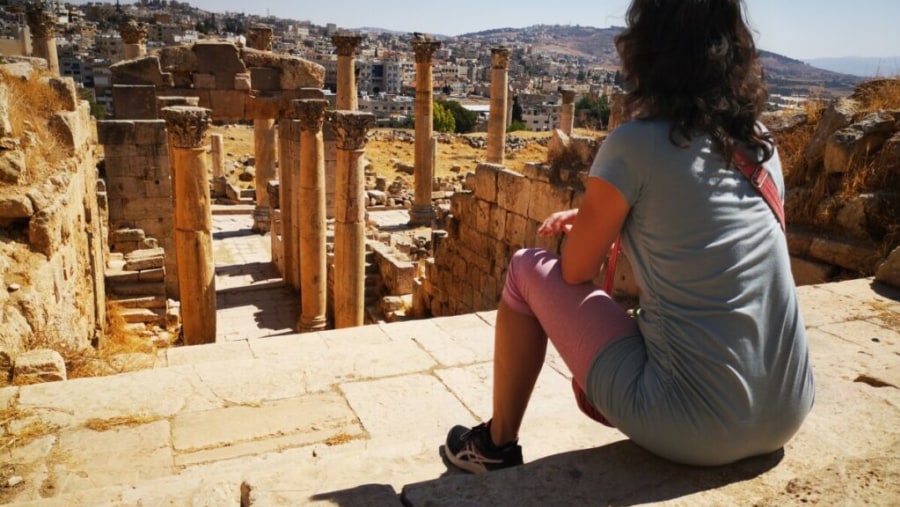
[457,24,864,96]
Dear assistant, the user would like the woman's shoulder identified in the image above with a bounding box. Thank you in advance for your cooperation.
[607,119,671,142]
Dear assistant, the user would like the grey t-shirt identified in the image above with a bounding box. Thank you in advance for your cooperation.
[587,119,815,466]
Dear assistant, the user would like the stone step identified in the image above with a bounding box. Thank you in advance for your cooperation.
[109,282,167,297]
[118,308,165,325]
[110,295,167,310]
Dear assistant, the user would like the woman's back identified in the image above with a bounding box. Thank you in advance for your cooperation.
[588,119,815,465]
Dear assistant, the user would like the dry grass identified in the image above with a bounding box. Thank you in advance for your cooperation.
[84,413,161,432]
[65,303,156,379]
[0,397,55,453]
[850,78,900,111]
[324,432,356,446]
[777,79,900,248]
[1,70,68,184]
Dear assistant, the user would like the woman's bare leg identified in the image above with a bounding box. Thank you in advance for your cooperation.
[490,299,547,446]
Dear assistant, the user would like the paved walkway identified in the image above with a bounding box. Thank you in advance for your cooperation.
[1,211,898,506]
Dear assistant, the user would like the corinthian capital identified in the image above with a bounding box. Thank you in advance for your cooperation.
[294,99,329,133]
[412,40,442,64]
[25,5,55,39]
[491,47,511,70]
[162,107,212,149]
[248,25,274,51]
[119,19,149,45]
[332,35,364,57]
[326,111,375,151]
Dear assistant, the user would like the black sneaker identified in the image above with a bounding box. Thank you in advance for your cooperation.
[445,422,523,473]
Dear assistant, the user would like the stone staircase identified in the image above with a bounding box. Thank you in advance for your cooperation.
[106,229,171,329]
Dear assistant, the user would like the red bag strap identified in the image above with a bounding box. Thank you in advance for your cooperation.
[601,237,620,294]
[732,150,786,232]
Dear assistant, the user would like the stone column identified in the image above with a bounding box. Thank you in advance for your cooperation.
[295,99,329,332]
[332,35,363,111]
[486,47,511,165]
[608,93,626,131]
[118,19,148,60]
[409,39,441,226]
[278,118,300,290]
[559,87,576,135]
[252,119,276,233]
[161,107,216,345]
[248,25,274,51]
[210,133,226,197]
[328,111,375,329]
[25,5,59,76]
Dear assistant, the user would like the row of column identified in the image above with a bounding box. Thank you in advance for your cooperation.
[166,103,375,342]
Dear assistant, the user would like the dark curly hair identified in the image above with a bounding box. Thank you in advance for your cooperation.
[615,0,773,162]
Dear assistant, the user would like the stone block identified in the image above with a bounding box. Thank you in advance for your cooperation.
[0,358,11,388]
[97,121,136,146]
[489,204,507,241]
[122,197,174,222]
[245,95,283,119]
[209,90,246,120]
[193,42,247,74]
[824,112,896,174]
[132,120,167,146]
[450,191,476,222]
[806,97,859,169]
[192,72,216,89]
[473,163,501,202]
[13,349,66,385]
[875,246,900,289]
[475,199,491,234]
[527,180,574,222]
[505,212,528,248]
[0,189,34,218]
[0,147,24,185]
[144,177,173,198]
[497,168,531,216]
[791,256,838,286]
[250,67,281,91]
[0,80,11,137]
[109,56,171,87]
[156,95,200,111]
[234,72,251,91]
[43,76,79,111]
[522,162,551,182]
[112,228,146,243]
[112,85,158,120]
[809,237,881,274]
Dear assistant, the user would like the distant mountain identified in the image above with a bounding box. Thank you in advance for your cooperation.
[805,57,900,78]
[459,25,865,96]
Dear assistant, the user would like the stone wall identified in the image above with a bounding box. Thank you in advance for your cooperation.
[0,73,106,370]
[97,120,177,297]
[423,133,636,317]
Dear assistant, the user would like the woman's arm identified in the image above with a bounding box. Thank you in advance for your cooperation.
[559,177,630,285]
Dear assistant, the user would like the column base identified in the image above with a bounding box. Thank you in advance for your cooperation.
[212,176,227,198]
[252,207,271,234]
[408,204,435,227]
[298,315,328,332]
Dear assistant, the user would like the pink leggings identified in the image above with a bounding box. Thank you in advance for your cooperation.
[501,248,640,394]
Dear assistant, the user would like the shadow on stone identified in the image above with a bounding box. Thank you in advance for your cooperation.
[402,441,783,506]
[306,483,403,506]
[213,228,257,240]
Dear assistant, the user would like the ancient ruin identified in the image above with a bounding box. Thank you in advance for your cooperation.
[0,14,899,505]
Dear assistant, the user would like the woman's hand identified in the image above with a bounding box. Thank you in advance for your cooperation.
[538,209,579,237]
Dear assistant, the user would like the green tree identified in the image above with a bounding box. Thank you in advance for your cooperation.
[575,95,611,130]
[511,95,523,123]
[436,99,478,134]
[507,120,527,133]
[433,101,456,133]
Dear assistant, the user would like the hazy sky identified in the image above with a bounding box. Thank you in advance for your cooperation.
[119,1,900,60]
